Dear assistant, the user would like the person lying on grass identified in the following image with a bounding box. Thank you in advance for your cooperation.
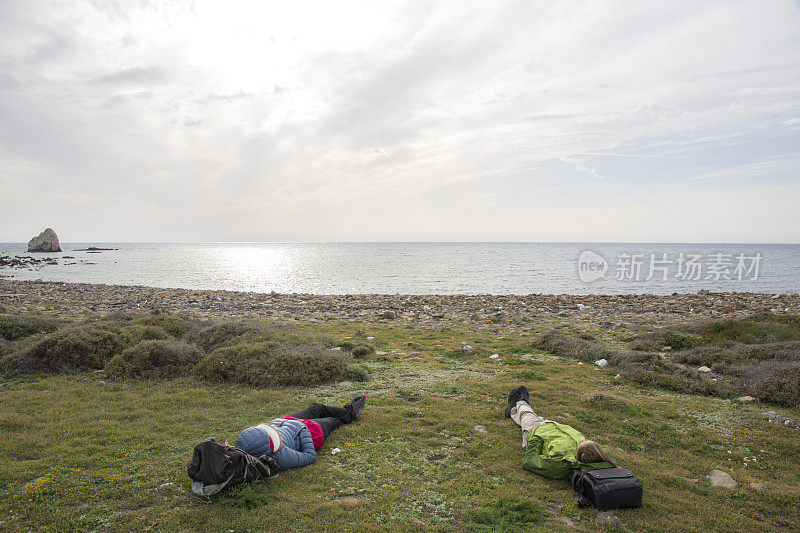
[505,385,615,479]
[236,395,366,472]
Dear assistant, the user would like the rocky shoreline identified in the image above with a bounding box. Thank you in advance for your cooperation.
[1,279,797,329]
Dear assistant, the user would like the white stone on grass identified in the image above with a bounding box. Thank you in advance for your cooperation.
[708,470,737,489]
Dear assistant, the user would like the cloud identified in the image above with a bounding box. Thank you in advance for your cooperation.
[559,157,606,180]
[0,0,799,242]
[93,66,166,85]
[685,158,800,182]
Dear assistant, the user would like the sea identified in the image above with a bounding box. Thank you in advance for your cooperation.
[0,242,797,295]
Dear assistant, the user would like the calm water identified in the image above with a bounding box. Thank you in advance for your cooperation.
[0,242,797,295]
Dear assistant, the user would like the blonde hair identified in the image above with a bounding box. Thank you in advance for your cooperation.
[576,440,615,465]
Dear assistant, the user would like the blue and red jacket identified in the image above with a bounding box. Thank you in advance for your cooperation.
[235,417,324,471]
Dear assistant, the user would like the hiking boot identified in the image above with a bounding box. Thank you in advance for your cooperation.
[348,395,366,421]
[516,385,529,403]
[505,387,521,418]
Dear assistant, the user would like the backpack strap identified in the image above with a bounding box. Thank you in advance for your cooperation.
[190,472,235,501]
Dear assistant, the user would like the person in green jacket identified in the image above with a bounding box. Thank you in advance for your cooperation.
[505,385,616,479]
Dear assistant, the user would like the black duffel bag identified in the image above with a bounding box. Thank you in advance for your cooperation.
[570,467,643,510]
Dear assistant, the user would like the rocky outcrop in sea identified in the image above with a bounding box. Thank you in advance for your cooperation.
[27,228,61,253]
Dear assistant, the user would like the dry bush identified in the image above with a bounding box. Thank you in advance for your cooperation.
[742,361,800,407]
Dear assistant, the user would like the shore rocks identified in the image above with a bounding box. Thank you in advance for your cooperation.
[0,279,797,330]
[27,228,61,253]
[0,255,59,269]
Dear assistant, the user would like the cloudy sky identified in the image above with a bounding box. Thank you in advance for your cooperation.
[1,0,799,243]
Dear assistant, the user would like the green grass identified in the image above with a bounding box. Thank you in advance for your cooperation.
[0,314,798,531]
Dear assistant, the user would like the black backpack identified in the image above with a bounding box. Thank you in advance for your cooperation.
[570,467,643,511]
[187,437,278,501]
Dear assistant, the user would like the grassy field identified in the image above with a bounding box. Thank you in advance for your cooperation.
[1,313,799,532]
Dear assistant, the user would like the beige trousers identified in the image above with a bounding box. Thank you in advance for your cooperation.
[510,400,549,450]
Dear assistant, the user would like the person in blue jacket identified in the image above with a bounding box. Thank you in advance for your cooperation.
[235,395,366,472]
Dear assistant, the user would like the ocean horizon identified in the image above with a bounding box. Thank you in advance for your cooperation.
[2,242,797,295]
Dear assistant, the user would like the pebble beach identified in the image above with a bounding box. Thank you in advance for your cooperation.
[2,279,797,329]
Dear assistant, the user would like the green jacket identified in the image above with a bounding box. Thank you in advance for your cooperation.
[522,422,613,479]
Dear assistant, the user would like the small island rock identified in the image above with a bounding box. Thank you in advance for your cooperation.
[27,228,61,253]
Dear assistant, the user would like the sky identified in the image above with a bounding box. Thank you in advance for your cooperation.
[1,0,799,243]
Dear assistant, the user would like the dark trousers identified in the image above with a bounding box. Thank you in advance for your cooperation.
[289,402,354,438]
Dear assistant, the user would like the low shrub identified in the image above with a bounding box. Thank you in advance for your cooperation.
[0,350,20,374]
[191,322,264,352]
[3,315,191,375]
[610,351,662,370]
[192,321,332,353]
[629,314,800,351]
[535,331,616,362]
[12,323,135,373]
[628,329,706,351]
[195,341,351,387]
[670,341,800,379]
[128,314,194,338]
[337,341,356,351]
[351,344,374,358]
[674,346,747,371]
[105,340,202,379]
[130,324,172,341]
[587,393,636,414]
[620,366,736,398]
[607,350,738,398]
[742,361,800,407]
[693,314,800,344]
[266,349,348,386]
[469,496,544,530]
[0,314,60,341]
[738,341,800,363]
[343,364,370,382]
